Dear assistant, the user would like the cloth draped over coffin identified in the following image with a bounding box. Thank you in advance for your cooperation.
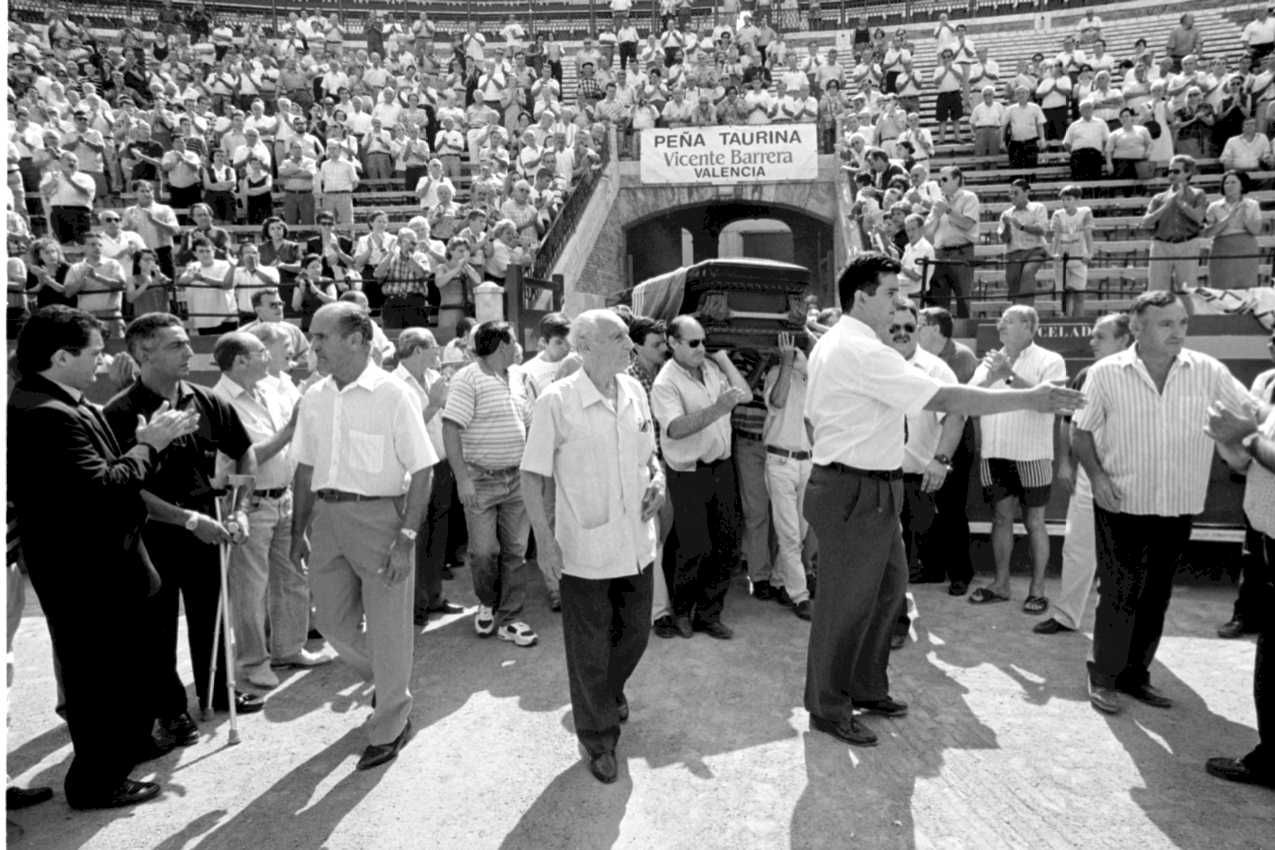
[1190,287,1275,331]
[630,266,688,322]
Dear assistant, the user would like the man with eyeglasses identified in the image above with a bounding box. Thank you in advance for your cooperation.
[650,316,751,640]
[241,288,309,369]
[1142,154,1207,298]
[97,211,146,271]
[923,166,979,319]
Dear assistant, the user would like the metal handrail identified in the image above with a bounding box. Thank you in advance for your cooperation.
[530,132,610,279]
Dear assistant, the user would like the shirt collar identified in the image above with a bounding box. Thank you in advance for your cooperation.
[344,360,388,393]
[47,375,83,402]
[841,313,878,340]
[392,362,424,391]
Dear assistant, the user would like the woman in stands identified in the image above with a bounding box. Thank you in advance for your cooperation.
[240,157,274,226]
[1049,185,1094,318]
[291,253,339,332]
[24,238,73,311]
[1204,170,1264,289]
[1105,108,1152,181]
[434,238,482,340]
[258,217,304,310]
[125,248,173,317]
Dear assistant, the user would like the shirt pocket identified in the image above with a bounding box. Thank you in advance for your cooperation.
[556,435,611,530]
[347,430,385,476]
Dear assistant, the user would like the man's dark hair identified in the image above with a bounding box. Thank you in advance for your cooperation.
[538,311,571,341]
[189,236,213,252]
[125,312,184,360]
[15,305,102,377]
[1010,177,1031,193]
[212,332,254,372]
[919,306,954,339]
[1130,289,1179,317]
[473,320,514,356]
[455,316,477,336]
[628,315,667,346]
[251,287,279,308]
[837,252,901,310]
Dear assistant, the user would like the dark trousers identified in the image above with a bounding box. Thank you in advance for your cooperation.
[928,244,973,319]
[804,465,907,721]
[1088,508,1192,689]
[930,430,975,585]
[666,458,738,623]
[381,294,429,329]
[619,42,638,71]
[1069,147,1105,181]
[1007,137,1040,169]
[1233,521,1274,626]
[50,205,91,244]
[895,473,936,634]
[560,566,653,757]
[142,521,228,717]
[43,590,153,803]
[1246,534,1274,774]
[414,461,453,615]
[1005,247,1047,304]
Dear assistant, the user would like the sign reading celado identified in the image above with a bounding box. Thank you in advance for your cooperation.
[640,124,819,185]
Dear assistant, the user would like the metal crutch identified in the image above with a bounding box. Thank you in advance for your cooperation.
[205,474,253,744]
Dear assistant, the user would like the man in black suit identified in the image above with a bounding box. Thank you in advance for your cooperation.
[7,306,198,809]
[103,313,261,748]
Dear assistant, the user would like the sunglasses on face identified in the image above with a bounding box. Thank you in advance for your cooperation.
[889,323,916,333]
[681,338,704,348]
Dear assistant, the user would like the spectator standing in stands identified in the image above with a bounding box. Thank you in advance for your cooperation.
[64,233,126,338]
[178,238,237,336]
[1203,170,1264,290]
[1142,153,1208,298]
[1075,290,1255,715]
[443,321,539,649]
[967,305,1066,612]
[316,141,359,227]
[1050,185,1095,317]
[999,179,1049,306]
[923,166,979,320]
[375,228,431,329]
[970,87,1006,158]
[1036,61,1073,144]
[650,316,751,640]
[277,141,318,226]
[1063,99,1110,181]
[120,180,179,281]
[1035,313,1134,635]
[1106,108,1153,181]
[1243,9,1275,68]
[1166,14,1204,73]
[1220,117,1275,173]
[932,50,966,146]
[1003,85,1046,169]
[41,151,94,245]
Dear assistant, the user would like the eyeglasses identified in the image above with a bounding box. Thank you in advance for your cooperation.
[681,338,704,348]
[101,216,119,222]
[1167,168,1183,174]
[889,323,916,333]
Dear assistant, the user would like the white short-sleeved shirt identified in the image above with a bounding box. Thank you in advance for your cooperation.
[805,315,942,470]
[212,374,295,489]
[903,348,958,474]
[1073,346,1252,516]
[521,371,657,579]
[393,363,447,461]
[970,342,1066,461]
[290,362,438,495]
[650,358,732,472]
[762,362,811,453]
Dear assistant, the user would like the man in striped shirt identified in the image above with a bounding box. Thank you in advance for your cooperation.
[442,321,539,648]
[968,306,1067,612]
[1073,291,1258,715]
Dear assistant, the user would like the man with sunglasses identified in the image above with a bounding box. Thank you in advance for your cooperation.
[1142,154,1207,298]
[923,166,979,319]
[241,287,310,369]
[650,316,751,640]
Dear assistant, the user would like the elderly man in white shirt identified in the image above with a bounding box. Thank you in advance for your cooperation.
[522,310,665,785]
[211,332,332,693]
[1074,290,1259,715]
[289,303,437,770]
[1062,98,1110,180]
[967,305,1066,612]
[1221,116,1275,172]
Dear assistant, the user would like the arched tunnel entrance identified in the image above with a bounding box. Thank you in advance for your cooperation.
[624,202,836,301]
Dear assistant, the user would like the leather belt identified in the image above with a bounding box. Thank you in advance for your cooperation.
[823,463,904,481]
[1154,235,1196,244]
[316,489,395,502]
[766,445,811,461]
[254,487,288,499]
[734,430,763,442]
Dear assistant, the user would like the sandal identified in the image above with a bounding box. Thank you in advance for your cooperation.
[968,587,1010,604]
[1022,595,1049,615]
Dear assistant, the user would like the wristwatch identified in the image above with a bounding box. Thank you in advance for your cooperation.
[933,453,952,466]
[397,527,419,543]
[184,511,200,532]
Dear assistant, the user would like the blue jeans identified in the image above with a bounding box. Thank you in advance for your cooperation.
[464,466,529,626]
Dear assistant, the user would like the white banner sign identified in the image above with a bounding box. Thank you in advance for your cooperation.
[639,124,819,185]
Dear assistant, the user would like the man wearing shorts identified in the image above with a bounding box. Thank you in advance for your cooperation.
[967,306,1067,613]
[932,50,967,145]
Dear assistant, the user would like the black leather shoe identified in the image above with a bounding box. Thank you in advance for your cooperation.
[67,779,161,810]
[673,615,694,639]
[948,581,969,597]
[1033,617,1075,635]
[652,616,679,639]
[1206,757,1275,789]
[1217,618,1254,639]
[773,587,794,608]
[441,566,455,580]
[6,786,53,810]
[809,713,878,746]
[1119,683,1173,709]
[695,620,734,640]
[132,737,177,765]
[751,581,775,601]
[587,751,618,784]
[428,600,465,615]
[909,572,946,584]
[158,712,200,746]
[356,720,412,770]
[1088,681,1122,715]
[793,600,812,621]
[890,632,907,650]
[854,697,908,718]
[212,691,266,715]
[617,693,629,723]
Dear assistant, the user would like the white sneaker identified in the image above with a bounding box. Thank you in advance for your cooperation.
[244,663,279,690]
[272,647,337,668]
[474,605,496,636]
[497,621,537,647]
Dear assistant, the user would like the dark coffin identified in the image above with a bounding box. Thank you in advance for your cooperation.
[613,258,812,352]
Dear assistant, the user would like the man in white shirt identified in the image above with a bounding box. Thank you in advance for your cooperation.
[391,328,465,627]
[1063,98,1110,180]
[289,303,437,770]
[211,332,333,692]
[521,310,664,785]
[1074,291,1257,715]
[64,233,126,337]
[969,86,1006,157]
[967,305,1066,611]
[178,237,236,336]
[650,316,751,640]
[899,214,934,298]
[1243,8,1275,66]
[803,253,1083,748]
[230,243,281,322]
[316,141,360,226]
[1221,116,1275,172]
